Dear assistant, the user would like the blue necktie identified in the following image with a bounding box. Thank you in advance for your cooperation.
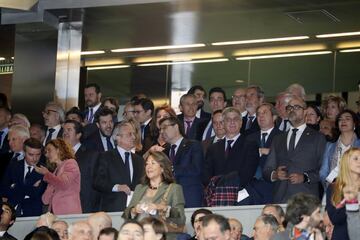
[124,152,131,183]
[12,152,20,161]
[45,128,55,145]
[88,108,94,123]
[170,144,176,163]
[106,137,113,151]
[260,132,268,148]
[245,116,254,130]
[24,166,32,184]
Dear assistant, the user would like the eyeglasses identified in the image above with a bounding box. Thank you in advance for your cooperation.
[285,105,304,112]
[42,109,58,115]
[123,110,135,116]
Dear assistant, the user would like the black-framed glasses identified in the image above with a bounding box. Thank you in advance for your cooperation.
[42,109,58,115]
[286,105,304,112]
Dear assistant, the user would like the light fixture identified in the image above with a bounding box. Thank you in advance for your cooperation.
[81,50,105,55]
[212,36,309,46]
[84,58,125,67]
[339,48,360,53]
[0,57,5,61]
[111,43,205,53]
[233,44,326,57]
[235,80,244,83]
[133,51,223,63]
[137,58,228,67]
[87,65,130,70]
[11,57,14,60]
[235,51,332,60]
[316,31,360,38]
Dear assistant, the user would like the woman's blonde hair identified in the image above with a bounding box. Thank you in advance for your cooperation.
[332,147,360,205]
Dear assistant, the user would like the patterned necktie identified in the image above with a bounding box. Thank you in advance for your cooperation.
[45,128,55,144]
[106,137,113,151]
[261,132,268,148]
[245,116,255,130]
[289,128,299,151]
[225,140,234,158]
[170,144,176,163]
[12,152,20,161]
[88,108,94,123]
[124,152,131,183]
[24,166,32,183]
[185,121,192,136]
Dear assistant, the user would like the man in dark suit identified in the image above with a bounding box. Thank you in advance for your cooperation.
[0,202,17,240]
[187,85,211,122]
[202,87,227,140]
[84,83,102,125]
[237,103,281,205]
[159,116,204,207]
[94,120,144,212]
[133,98,154,154]
[240,86,264,135]
[83,108,115,153]
[0,125,29,180]
[41,102,64,145]
[231,88,247,118]
[203,107,259,187]
[0,106,11,155]
[62,120,100,213]
[274,92,292,132]
[201,109,226,155]
[263,96,326,203]
[1,138,46,217]
[177,94,207,141]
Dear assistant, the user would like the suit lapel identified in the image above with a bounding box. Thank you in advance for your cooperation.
[152,183,169,203]
[175,139,188,164]
[293,127,312,154]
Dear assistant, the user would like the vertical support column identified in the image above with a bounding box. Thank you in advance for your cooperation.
[54,21,83,110]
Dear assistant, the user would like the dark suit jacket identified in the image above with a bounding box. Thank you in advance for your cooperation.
[0,133,9,154]
[164,138,204,207]
[263,126,326,203]
[141,120,153,155]
[201,136,216,155]
[199,109,211,123]
[93,149,144,212]
[1,159,46,217]
[0,232,17,240]
[75,145,101,213]
[83,130,106,153]
[0,152,13,181]
[177,114,207,141]
[203,135,259,188]
[240,114,260,135]
[45,127,63,139]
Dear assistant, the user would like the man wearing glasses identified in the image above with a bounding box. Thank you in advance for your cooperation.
[42,102,64,145]
[133,98,154,153]
[263,96,326,203]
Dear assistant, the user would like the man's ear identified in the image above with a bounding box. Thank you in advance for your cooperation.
[179,104,184,113]
[96,122,100,128]
[224,230,231,240]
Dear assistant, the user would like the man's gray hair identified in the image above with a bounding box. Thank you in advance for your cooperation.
[258,214,279,233]
[45,102,65,123]
[9,125,30,139]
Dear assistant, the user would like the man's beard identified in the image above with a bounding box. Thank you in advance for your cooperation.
[197,101,204,110]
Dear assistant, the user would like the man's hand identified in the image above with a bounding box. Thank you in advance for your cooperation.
[117,184,131,195]
[274,166,288,181]
[259,148,270,156]
[289,173,304,184]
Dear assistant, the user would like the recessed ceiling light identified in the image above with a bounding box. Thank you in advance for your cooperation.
[235,51,332,60]
[0,57,5,61]
[81,50,105,55]
[235,80,244,83]
[87,65,130,70]
[138,58,228,67]
[212,36,309,46]
[316,31,360,38]
[339,48,360,53]
[111,44,206,53]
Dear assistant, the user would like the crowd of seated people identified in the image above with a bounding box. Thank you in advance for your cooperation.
[0,82,360,239]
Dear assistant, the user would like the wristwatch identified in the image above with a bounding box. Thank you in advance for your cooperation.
[303,172,310,184]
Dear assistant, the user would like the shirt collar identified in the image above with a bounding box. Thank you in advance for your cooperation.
[241,111,247,117]
[261,127,274,135]
[0,127,9,134]
[184,116,196,122]
[290,123,307,132]
[91,102,102,113]
[117,146,132,159]
[196,109,201,118]
[50,124,61,132]
[173,137,183,147]
[14,151,25,160]
[143,118,151,127]
[0,231,6,237]
[73,142,81,153]
[226,133,241,143]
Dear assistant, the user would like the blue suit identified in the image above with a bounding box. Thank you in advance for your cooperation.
[1,159,47,217]
[166,138,204,208]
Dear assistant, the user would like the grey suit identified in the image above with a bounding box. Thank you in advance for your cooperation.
[122,183,186,226]
[263,126,326,203]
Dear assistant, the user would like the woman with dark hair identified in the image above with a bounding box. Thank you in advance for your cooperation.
[326,147,360,240]
[122,151,185,234]
[35,138,82,215]
[140,217,167,240]
[148,105,177,148]
[320,110,360,187]
[305,104,322,131]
